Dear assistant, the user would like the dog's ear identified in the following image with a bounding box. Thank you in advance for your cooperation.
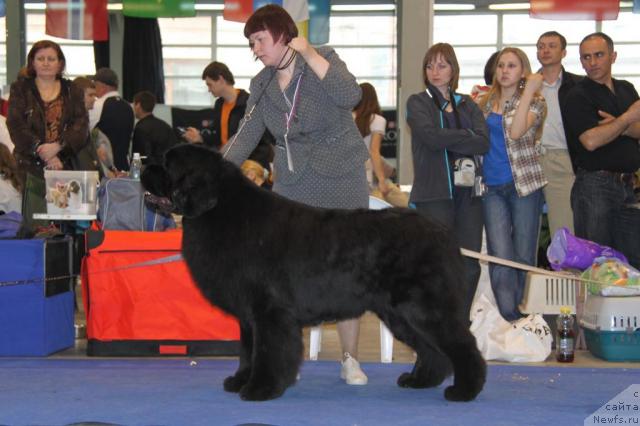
[141,164,172,198]
[166,145,221,218]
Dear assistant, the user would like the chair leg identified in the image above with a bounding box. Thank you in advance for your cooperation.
[309,325,322,361]
[380,322,394,363]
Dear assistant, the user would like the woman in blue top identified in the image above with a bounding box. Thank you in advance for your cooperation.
[477,47,547,321]
[406,43,489,321]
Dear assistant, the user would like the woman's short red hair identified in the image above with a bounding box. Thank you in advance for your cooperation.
[244,4,298,45]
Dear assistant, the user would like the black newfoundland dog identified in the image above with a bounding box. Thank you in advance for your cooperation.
[142,144,486,402]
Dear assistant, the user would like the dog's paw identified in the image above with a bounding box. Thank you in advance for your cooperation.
[444,385,480,402]
[397,372,425,388]
[223,375,247,393]
[397,370,447,389]
[239,383,285,401]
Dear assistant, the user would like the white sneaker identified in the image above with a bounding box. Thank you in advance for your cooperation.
[340,352,368,385]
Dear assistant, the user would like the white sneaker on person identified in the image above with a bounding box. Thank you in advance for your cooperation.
[340,352,368,385]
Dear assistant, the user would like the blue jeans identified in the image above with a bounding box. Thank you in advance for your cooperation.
[483,182,543,321]
[571,170,636,249]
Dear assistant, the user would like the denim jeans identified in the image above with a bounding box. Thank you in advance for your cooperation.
[612,205,640,269]
[571,170,636,249]
[414,187,484,322]
[482,182,543,321]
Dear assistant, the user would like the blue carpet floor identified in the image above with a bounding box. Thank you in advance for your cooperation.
[0,359,638,426]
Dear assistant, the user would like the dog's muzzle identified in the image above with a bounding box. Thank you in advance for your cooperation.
[144,192,176,215]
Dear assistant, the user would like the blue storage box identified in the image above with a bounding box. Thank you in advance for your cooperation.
[0,237,74,356]
[582,328,640,362]
[580,295,640,362]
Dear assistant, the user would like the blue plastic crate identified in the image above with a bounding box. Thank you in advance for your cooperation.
[582,327,640,362]
[0,238,75,356]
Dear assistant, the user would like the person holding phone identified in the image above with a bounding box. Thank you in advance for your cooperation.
[221,4,370,385]
[183,61,273,171]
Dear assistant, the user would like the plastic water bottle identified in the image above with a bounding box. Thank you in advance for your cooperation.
[556,306,575,363]
[130,152,142,180]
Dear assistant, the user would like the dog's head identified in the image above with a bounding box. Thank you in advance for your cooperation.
[142,144,223,218]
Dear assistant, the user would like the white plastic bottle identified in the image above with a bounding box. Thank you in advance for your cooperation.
[130,152,142,180]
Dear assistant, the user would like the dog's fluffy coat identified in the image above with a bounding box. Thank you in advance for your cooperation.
[142,144,486,402]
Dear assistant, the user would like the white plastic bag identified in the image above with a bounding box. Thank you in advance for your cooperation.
[470,294,552,362]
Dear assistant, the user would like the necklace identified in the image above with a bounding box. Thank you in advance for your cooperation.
[276,49,296,70]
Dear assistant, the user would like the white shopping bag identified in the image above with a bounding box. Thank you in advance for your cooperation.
[470,294,552,362]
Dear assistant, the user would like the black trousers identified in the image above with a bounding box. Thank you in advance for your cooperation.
[414,187,484,323]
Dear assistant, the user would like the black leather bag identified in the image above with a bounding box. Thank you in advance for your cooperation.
[69,137,100,173]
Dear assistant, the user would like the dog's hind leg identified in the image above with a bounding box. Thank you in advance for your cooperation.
[434,320,486,402]
[399,309,486,401]
[224,321,253,393]
[378,311,452,389]
[239,307,303,401]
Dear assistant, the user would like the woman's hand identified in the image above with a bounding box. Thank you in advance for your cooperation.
[288,36,329,80]
[288,37,316,61]
[45,156,64,170]
[524,73,544,95]
[378,179,390,196]
[508,73,544,140]
[183,127,203,144]
[37,142,62,162]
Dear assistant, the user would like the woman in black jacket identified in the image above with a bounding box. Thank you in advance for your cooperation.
[7,40,88,180]
[406,43,490,321]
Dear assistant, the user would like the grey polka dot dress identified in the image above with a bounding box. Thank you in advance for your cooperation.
[223,46,369,210]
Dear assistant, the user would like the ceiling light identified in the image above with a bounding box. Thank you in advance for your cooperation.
[26,2,223,12]
[25,3,45,10]
[488,3,531,10]
[331,5,395,12]
[195,4,224,11]
[434,4,476,11]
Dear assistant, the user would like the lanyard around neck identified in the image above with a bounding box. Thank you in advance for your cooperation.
[283,74,303,172]
[284,74,304,132]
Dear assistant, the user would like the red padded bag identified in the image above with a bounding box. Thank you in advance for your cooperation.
[81,230,239,356]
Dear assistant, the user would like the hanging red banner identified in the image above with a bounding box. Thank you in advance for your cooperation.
[530,0,619,21]
[223,0,253,23]
[46,0,109,41]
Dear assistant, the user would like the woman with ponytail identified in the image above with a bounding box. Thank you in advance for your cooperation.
[406,43,489,322]
[477,47,547,322]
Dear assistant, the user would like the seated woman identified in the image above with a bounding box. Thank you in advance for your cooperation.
[0,144,23,214]
[353,82,408,207]
[241,159,270,188]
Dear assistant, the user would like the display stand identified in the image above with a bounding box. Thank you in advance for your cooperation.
[33,213,97,221]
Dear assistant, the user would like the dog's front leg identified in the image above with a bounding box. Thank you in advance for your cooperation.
[239,307,302,401]
[223,321,253,393]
